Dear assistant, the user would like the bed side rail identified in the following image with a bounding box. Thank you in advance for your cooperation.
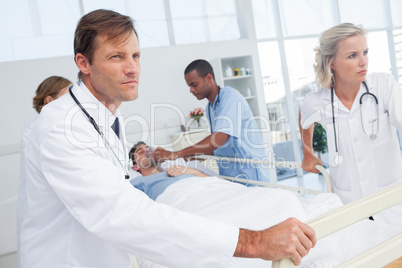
[192,155,332,193]
[272,182,402,268]
[337,233,402,268]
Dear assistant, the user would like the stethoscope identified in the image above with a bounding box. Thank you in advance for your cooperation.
[207,86,221,133]
[330,81,379,165]
[69,87,130,179]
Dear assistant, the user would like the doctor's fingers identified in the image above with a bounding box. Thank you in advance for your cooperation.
[301,158,321,174]
[153,147,168,163]
[294,226,315,261]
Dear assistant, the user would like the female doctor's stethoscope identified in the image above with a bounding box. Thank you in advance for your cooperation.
[69,87,130,179]
[330,81,379,165]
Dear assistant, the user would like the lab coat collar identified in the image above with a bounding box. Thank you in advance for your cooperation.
[70,82,127,170]
[321,88,350,113]
[321,82,369,113]
[73,81,122,132]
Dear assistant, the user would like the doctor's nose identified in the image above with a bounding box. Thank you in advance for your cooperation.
[125,58,140,75]
[359,55,368,67]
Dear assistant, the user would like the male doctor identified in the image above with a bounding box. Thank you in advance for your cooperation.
[154,59,271,183]
[19,9,316,268]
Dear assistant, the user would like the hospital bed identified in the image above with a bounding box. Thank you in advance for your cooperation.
[192,155,402,268]
[134,155,402,267]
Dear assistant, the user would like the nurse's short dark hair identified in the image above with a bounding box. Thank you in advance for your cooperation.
[184,59,215,81]
[74,9,138,80]
[129,141,146,166]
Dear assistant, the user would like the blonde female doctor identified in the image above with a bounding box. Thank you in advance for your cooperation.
[299,23,402,225]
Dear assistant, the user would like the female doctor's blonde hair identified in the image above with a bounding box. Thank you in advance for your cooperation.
[314,23,367,89]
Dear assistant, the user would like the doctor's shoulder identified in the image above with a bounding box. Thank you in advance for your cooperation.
[366,72,397,87]
[223,86,247,101]
[301,90,325,111]
[366,72,400,98]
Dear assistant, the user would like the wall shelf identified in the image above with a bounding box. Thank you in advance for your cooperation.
[223,74,253,81]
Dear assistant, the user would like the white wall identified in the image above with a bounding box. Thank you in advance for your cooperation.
[0,38,260,255]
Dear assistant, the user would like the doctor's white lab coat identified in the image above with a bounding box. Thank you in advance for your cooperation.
[301,73,402,224]
[19,81,238,268]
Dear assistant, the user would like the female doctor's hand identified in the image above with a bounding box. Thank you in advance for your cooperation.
[301,151,322,174]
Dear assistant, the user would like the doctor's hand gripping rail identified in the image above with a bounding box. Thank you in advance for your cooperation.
[191,155,333,194]
[272,182,402,268]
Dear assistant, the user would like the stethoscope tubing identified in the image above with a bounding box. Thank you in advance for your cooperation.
[69,87,130,179]
[330,81,379,154]
[207,87,221,134]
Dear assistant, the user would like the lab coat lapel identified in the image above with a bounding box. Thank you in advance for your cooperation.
[73,82,127,171]
[349,83,368,116]
[101,115,127,169]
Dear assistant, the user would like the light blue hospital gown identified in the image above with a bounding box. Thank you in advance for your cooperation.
[206,86,270,183]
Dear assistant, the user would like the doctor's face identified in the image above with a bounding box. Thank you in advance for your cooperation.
[185,70,213,100]
[77,31,141,111]
[331,34,368,85]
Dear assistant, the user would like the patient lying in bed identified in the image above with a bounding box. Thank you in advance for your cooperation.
[129,142,401,268]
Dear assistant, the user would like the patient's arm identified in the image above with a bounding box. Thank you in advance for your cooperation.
[235,218,316,266]
[166,165,208,177]
[154,131,229,162]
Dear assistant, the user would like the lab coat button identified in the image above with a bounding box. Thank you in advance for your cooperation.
[353,137,358,143]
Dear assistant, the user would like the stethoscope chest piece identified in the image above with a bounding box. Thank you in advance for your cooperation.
[334,153,343,165]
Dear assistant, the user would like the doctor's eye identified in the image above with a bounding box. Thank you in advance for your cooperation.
[348,53,356,59]
[363,50,369,56]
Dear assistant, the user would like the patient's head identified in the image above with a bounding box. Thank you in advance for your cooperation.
[129,141,160,175]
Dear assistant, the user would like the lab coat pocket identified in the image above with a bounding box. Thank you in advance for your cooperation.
[372,113,392,147]
[372,113,402,187]
[325,121,351,191]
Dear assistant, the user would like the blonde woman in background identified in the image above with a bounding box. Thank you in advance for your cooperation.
[17,75,72,264]
[299,23,402,226]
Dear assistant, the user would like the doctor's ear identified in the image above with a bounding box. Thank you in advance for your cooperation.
[44,95,55,105]
[75,53,91,75]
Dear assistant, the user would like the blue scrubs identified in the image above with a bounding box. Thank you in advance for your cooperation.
[206,86,270,183]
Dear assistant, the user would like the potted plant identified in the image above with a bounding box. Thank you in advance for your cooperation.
[312,123,327,163]
[189,108,204,128]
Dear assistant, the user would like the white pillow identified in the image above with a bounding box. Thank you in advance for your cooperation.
[128,168,142,180]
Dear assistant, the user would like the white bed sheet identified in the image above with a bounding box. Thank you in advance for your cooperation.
[136,176,401,268]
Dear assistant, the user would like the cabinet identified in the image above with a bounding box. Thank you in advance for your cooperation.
[210,55,259,116]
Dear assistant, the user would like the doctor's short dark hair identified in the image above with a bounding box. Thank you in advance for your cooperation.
[184,59,215,81]
[129,141,146,166]
[74,9,138,80]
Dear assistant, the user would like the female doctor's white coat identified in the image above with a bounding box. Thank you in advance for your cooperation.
[300,73,402,224]
[19,81,238,268]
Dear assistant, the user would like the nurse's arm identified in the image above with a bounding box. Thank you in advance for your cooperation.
[299,111,321,173]
[154,132,228,162]
[234,218,316,266]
